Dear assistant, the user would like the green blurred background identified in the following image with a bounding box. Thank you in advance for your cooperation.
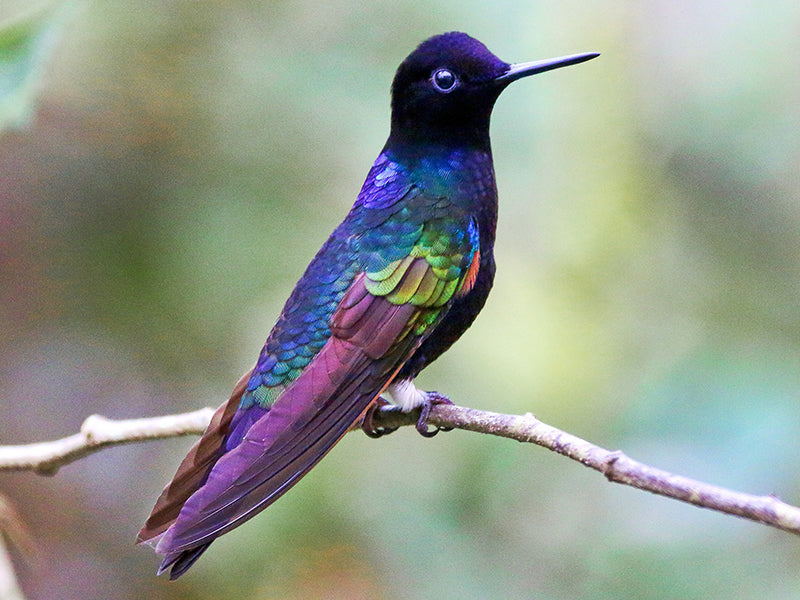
[1,1,800,598]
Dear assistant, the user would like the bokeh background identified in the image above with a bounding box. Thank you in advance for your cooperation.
[2,1,800,598]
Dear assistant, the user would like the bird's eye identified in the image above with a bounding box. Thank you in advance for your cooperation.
[432,68,458,93]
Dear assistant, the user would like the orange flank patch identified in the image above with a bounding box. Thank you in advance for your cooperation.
[456,249,480,298]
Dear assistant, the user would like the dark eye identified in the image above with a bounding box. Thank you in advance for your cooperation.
[432,68,458,92]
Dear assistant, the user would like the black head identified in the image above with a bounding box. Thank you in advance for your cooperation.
[388,32,598,151]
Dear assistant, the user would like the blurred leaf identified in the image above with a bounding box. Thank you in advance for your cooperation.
[0,2,69,132]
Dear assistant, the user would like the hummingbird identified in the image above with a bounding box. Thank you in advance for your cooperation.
[138,31,598,579]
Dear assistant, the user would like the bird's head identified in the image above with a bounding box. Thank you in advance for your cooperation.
[389,32,598,150]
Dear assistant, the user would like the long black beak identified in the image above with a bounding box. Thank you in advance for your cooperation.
[496,52,600,83]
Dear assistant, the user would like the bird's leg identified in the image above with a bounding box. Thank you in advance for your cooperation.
[382,379,454,438]
[361,380,455,438]
[415,391,454,438]
[361,397,400,438]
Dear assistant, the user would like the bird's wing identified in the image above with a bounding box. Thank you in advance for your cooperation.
[140,212,481,577]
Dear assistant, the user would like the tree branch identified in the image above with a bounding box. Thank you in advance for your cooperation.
[0,408,215,475]
[1,403,799,536]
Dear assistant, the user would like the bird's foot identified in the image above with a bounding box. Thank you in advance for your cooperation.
[416,392,454,438]
[361,397,400,438]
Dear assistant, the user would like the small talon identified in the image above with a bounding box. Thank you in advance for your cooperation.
[362,398,399,438]
[415,392,454,438]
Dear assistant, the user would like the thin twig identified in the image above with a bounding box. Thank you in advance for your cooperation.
[0,408,214,475]
[386,404,800,535]
[0,403,799,536]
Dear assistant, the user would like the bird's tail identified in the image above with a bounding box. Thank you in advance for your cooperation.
[136,371,251,549]
[157,542,213,580]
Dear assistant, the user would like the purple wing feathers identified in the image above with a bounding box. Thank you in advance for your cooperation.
[147,277,421,571]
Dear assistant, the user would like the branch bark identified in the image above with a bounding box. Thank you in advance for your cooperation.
[0,408,215,475]
[1,403,799,536]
